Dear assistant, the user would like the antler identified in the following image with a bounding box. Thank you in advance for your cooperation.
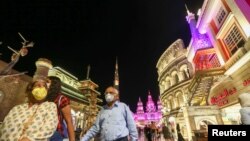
[18,32,34,48]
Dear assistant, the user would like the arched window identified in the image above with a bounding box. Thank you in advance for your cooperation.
[171,71,179,85]
[175,74,179,83]
[180,64,189,80]
[177,92,184,107]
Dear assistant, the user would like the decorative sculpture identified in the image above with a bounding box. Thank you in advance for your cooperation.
[0,33,34,78]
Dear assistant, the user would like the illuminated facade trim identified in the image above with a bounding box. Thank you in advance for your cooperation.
[49,67,81,89]
[156,39,187,76]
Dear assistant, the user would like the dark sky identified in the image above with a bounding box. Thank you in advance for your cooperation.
[0,0,203,112]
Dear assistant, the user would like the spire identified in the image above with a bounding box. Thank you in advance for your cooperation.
[113,57,119,90]
[185,4,199,41]
[86,65,91,79]
[185,4,212,52]
[185,4,191,15]
[136,97,145,120]
[146,90,156,113]
[185,4,195,24]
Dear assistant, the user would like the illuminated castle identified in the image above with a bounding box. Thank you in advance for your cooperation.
[134,91,162,126]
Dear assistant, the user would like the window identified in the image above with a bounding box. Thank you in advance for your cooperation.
[171,99,175,109]
[209,54,221,68]
[177,93,184,107]
[223,24,245,55]
[175,74,179,84]
[216,7,227,25]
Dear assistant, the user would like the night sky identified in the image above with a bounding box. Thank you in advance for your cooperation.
[0,0,203,112]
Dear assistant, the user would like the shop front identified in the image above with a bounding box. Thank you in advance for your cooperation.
[209,57,250,124]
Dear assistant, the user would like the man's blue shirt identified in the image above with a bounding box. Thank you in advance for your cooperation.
[81,101,138,141]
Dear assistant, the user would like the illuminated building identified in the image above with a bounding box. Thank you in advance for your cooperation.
[197,0,250,125]
[156,39,198,140]
[157,0,250,140]
[134,91,162,127]
[79,71,103,131]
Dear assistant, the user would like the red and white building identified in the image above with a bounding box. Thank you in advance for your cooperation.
[157,0,250,140]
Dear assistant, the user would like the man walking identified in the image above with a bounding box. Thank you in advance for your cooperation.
[81,86,138,141]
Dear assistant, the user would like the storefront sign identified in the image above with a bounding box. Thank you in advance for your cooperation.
[243,77,250,86]
[210,87,237,107]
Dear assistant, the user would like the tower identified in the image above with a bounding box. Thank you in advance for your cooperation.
[185,4,212,52]
[146,90,156,113]
[136,97,145,120]
[185,4,220,70]
[113,57,119,90]
[79,65,102,130]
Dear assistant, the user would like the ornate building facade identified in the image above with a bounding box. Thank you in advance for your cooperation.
[48,66,102,130]
[199,0,250,125]
[134,91,162,127]
[157,0,250,140]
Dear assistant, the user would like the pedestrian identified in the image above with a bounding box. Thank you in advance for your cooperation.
[176,124,185,141]
[144,124,152,141]
[47,76,75,141]
[171,129,177,141]
[162,123,173,141]
[238,93,250,125]
[150,121,157,141]
[0,79,58,140]
[81,86,138,141]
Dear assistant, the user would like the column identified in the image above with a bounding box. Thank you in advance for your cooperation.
[182,106,193,141]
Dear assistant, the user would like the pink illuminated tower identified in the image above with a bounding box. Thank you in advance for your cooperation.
[135,97,145,121]
[134,90,162,126]
[186,5,221,70]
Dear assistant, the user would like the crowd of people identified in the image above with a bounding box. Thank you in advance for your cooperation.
[140,122,184,141]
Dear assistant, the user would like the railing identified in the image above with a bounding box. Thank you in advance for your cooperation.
[187,67,226,105]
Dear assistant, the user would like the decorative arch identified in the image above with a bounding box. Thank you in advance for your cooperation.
[171,70,179,85]
[160,80,166,93]
[175,91,184,107]
[167,95,174,109]
[179,64,189,80]
[167,95,174,110]
[165,75,171,89]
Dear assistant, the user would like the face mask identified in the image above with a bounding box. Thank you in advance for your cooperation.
[32,87,48,100]
[105,93,115,103]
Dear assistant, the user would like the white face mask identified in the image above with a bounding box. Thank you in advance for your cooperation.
[105,93,115,103]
